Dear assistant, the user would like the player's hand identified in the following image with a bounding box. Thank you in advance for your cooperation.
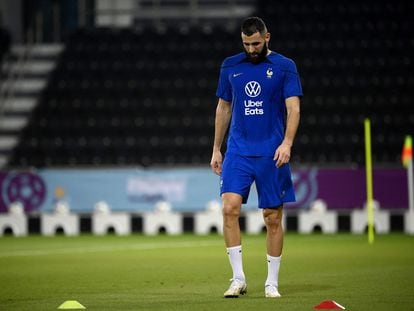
[273,142,292,168]
[210,150,223,175]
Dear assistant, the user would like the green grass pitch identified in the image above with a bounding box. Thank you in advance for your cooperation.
[0,233,413,310]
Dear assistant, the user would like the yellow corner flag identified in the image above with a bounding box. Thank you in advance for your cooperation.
[402,135,413,168]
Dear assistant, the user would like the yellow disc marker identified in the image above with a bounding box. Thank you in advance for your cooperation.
[57,300,86,309]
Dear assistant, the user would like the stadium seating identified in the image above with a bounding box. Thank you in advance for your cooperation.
[7,0,414,168]
[258,0,414,165]
[0,28,11,63]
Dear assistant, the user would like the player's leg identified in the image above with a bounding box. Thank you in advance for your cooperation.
[263,207,283,298]
[255,157,294,298]
[222,192,247,297]
[222,192,243,247]
[220,154,253,297]
[263,207,284,257]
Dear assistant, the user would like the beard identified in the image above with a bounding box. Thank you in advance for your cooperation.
[245,44,268,64]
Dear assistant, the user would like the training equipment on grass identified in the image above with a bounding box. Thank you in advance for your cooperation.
[364,118,375,244]
[314,300,345,309]
[57,300,86,309]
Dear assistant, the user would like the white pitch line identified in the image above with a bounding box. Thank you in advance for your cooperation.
[0,240,222,258]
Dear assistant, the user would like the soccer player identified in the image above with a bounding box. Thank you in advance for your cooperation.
[210,16,302,298]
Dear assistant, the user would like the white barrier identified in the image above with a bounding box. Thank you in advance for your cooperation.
[245,209,265,234]
[194,201,223,234]
[92,213,131,235]
[41,201,79,236]
[142,201,182,235]
[404,210,414,234]
[92,201,131,235]
[0,202,27,236]
[351,209,390,234]
[3,206,412,236]
[298,210,337,233]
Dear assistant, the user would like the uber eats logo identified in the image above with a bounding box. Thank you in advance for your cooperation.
[244,81,263,115]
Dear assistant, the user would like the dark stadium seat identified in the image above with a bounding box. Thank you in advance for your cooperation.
[0,28,11,63]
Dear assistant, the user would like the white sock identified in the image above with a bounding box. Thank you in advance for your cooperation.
[226,245,245,282]
[265,254,281,287]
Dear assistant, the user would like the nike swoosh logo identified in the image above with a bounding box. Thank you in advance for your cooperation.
[233,73,243,77]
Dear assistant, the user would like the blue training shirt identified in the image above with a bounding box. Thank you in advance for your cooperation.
[216,51,303,156]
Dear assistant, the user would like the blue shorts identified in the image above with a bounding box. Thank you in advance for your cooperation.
[220,153,296,208]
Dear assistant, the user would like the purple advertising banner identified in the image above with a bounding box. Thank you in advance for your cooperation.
[0,171,47,213]
[0,167,409,213]
[311,168,408,209]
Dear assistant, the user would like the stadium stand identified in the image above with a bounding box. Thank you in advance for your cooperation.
[7,0,414,168]
[0,28,11,63]
[258,0,414,165]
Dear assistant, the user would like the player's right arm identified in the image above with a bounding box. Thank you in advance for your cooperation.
[210,98,231,175]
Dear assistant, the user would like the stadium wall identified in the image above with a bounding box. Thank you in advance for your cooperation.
[0,167,410,236]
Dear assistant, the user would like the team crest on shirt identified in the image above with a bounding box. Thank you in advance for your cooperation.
[266,68,273,79]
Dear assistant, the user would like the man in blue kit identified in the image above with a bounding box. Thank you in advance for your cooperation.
[210,17,302,298]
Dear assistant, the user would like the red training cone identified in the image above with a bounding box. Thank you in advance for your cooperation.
[314,300,346,310]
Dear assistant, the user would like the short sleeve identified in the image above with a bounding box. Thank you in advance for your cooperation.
[216,61,232,102]
[283,60,303,99]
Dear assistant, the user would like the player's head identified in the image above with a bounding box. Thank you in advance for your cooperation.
[241,17,270,64]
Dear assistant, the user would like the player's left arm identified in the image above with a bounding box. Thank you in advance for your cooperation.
[274,96,301,168]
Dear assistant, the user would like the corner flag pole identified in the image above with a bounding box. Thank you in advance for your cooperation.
[364,119,374,244]
[408,159,414,213]
[402,135,413,213]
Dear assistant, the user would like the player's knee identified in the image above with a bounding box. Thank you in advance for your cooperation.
[222,204,240,219]
[263,211,282,229]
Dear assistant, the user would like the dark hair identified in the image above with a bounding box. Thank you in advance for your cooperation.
[241,17,268,36]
